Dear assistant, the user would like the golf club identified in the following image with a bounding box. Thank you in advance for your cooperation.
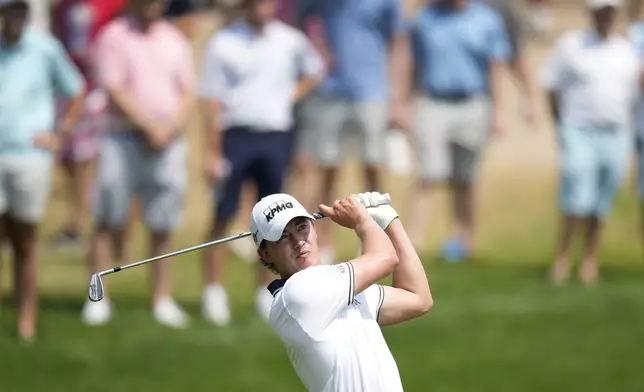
[88,193,391,302]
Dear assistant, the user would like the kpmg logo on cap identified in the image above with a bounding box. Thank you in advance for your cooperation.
[252,230,259,245]
[264,200,294,222]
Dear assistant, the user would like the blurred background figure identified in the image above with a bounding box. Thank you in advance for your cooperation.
[627,0,644,257]
[526,0,555,38]
[198,0,324,325]
[541,0,639,285]
[165,0,204,39]
[82,0,195,328]
[49,0,126,249]
[0,0,84,341]
[25,0,52,32]
[480,0,538,124]
[406,0,510,262]
[297,0,411,265]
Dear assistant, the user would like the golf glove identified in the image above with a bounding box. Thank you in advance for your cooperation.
[354,192,399,230]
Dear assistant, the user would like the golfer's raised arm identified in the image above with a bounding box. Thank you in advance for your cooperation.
[350,214,400,295]
[377,219,433,326]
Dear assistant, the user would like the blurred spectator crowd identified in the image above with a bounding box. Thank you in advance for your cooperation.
[0,0,642,342]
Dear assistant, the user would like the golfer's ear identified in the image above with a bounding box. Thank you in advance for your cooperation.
[258,245,272,266]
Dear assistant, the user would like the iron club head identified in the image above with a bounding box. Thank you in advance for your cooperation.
[88,273,105,302]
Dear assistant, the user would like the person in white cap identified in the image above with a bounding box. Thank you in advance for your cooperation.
[251,192,433,392]
[541,0,639,285]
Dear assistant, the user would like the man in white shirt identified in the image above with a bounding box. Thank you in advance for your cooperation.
[250,192,433,391]
[541,0,639,285]
[199,0,325,325]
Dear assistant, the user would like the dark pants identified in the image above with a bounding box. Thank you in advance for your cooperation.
[215,127,293,222]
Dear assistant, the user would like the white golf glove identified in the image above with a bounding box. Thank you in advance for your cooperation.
[354,192,399,230]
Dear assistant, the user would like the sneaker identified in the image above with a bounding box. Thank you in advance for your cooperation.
[153,298,189,329]
[441,238,467,263]
[202,284,231,326]
[255,287,273,322]
[81,298,112,326]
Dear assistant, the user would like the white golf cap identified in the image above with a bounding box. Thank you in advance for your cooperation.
[586,0,621,9]
[250,193,315,249]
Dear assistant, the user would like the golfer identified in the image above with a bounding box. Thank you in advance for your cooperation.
[250,192,433,391]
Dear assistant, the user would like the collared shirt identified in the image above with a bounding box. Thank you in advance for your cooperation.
[93,16,195,130]
[541,29,640,128]
[0,28,84,159]
[299,0,407,101]
[198,20,324,132]
[411,1,511,96]
[268,263,404,392]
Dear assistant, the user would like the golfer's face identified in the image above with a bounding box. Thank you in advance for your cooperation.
[265,218,318,275]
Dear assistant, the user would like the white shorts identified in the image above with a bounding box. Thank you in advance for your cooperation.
[0,156,53,223]
[93,131,187,232]
[415,95,492,182]
[302,95,389,167]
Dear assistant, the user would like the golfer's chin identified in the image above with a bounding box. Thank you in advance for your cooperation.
[295,252,318,268]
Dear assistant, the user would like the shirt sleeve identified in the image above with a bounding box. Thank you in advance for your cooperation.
[295,32,325,78]
[198,36,228,100]
[92,28,128,90]
[486,12,511,62]
[281,262,356,337]
[49,36,85,97]
[362,284,385,322]
[384,0,408,38]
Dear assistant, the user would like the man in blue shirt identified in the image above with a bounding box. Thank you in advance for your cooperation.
[406,0,510,262]
[0,0,84,341]
[297,0,411,264]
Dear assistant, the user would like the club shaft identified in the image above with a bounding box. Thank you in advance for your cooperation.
[97,212,326,277]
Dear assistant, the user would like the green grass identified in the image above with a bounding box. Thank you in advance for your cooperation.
[0,174,643,392]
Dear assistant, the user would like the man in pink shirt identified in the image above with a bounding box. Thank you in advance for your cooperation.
[81,0,196,328]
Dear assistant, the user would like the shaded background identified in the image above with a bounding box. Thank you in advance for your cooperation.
[1,1,644,391]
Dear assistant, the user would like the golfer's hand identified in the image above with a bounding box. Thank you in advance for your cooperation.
[319,195,370,230]
[354,192,399,230]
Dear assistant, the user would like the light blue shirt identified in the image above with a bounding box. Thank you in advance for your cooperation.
[411,2,510,96]
[0,28,83,160]
[299,0,407,101]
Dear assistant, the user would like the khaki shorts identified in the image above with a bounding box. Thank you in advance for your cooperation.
[300,95,389,167]
[0,156,53,223]
[415,95,492,182]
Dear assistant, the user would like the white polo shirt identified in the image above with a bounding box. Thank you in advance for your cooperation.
[199,20,324,132]
[540,29,640,128]
[268,262,404,392]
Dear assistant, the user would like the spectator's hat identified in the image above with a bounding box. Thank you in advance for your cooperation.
[586,0,621,9]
